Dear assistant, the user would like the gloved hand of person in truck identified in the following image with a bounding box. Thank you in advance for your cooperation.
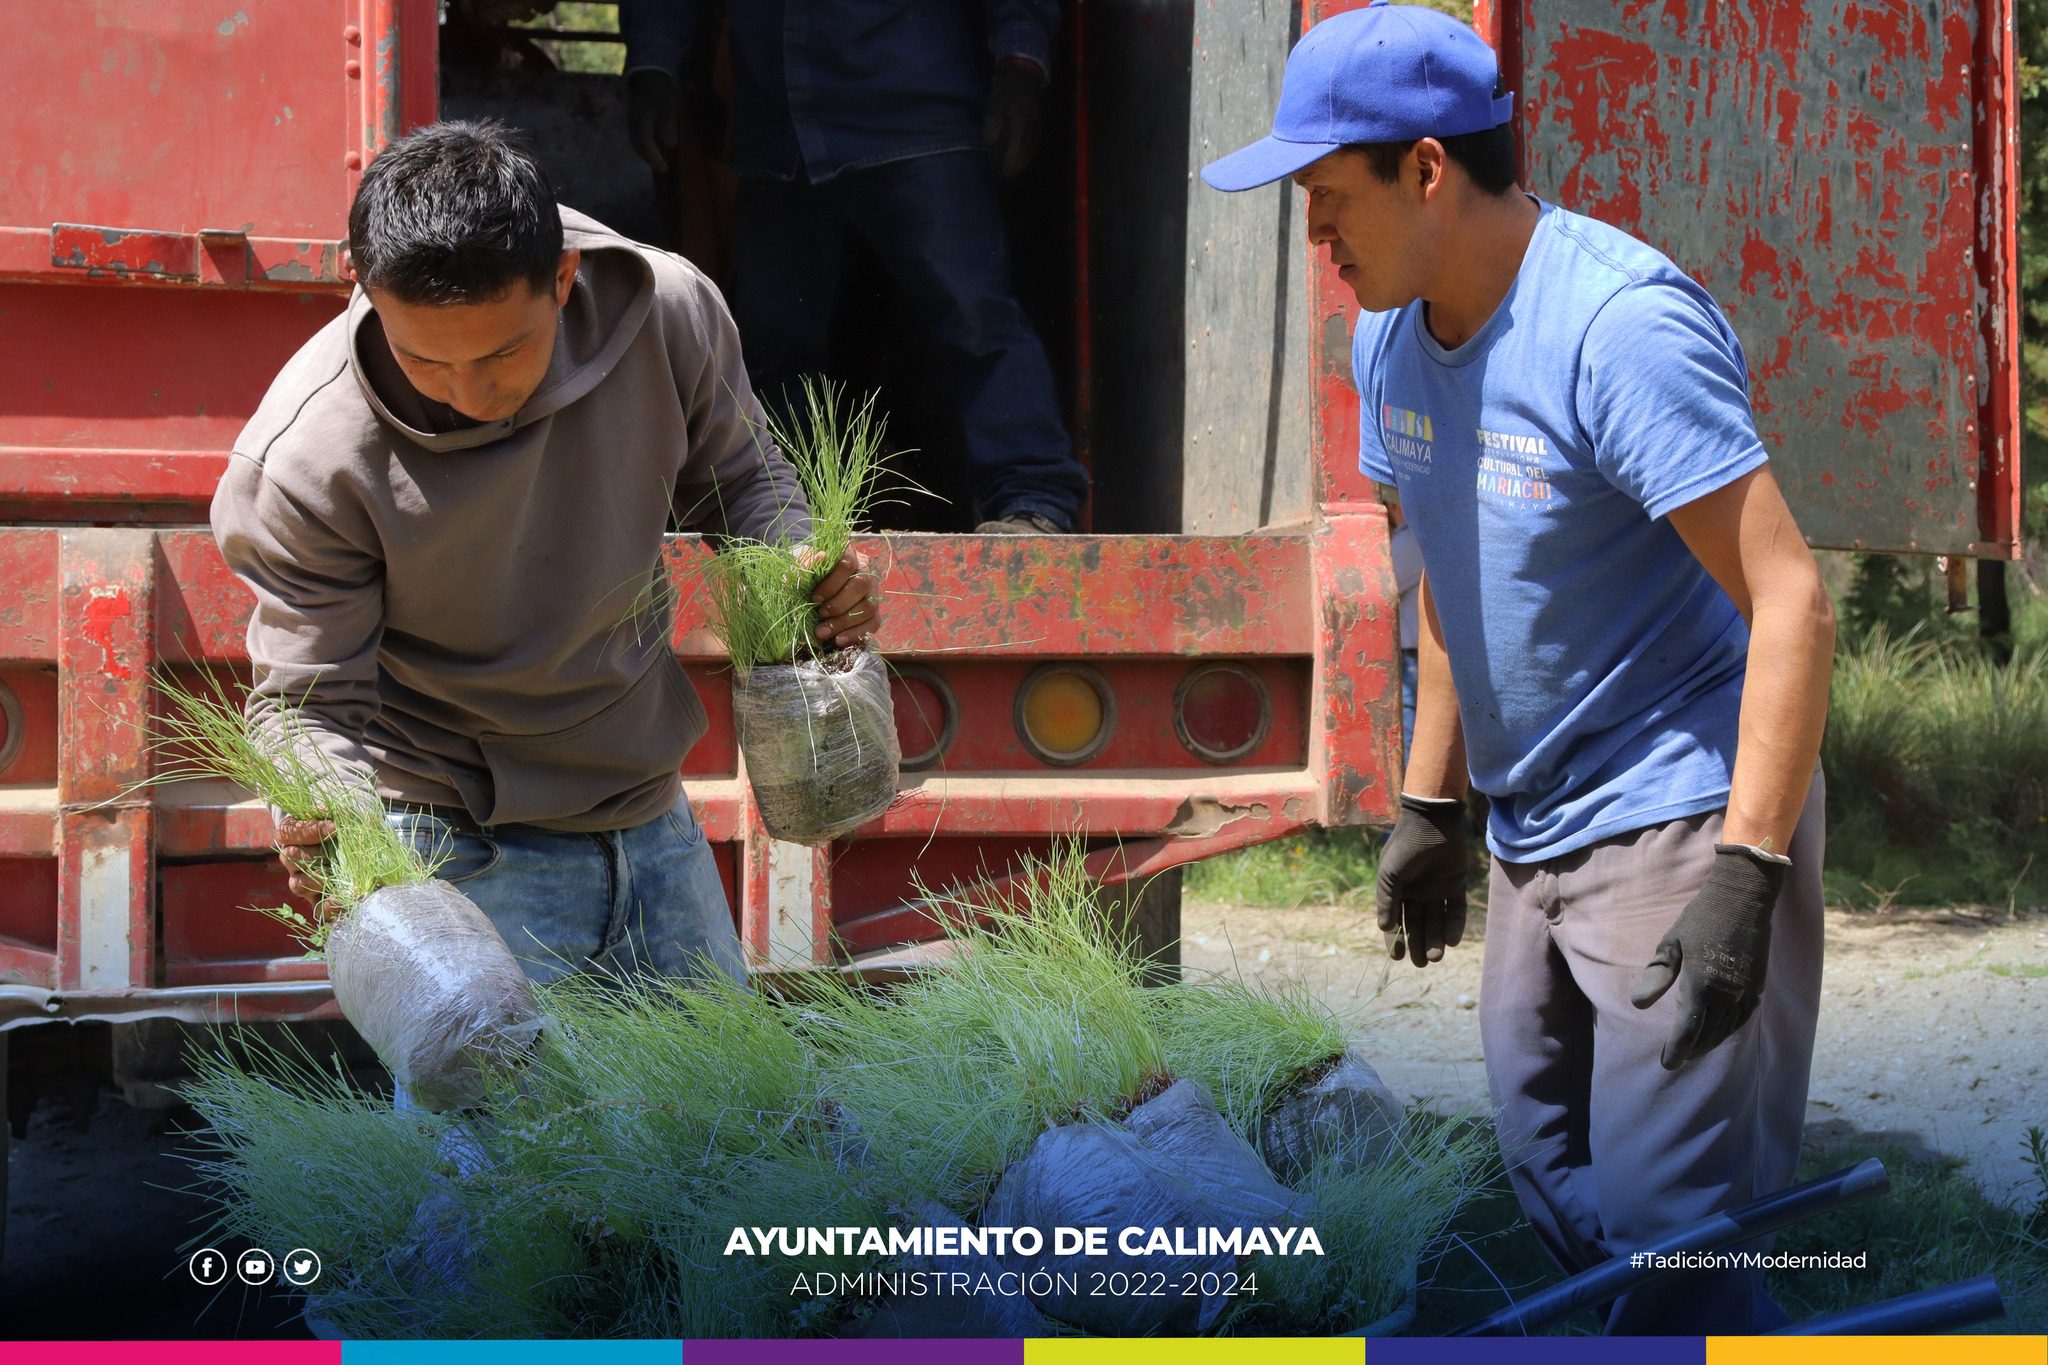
[1375,793,1468,967]
[1630,842,1787,1068]
[984,58,1048,179]
[628,68,682,175]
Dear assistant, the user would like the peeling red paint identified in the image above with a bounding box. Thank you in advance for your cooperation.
[1517,0,1999,554]
[81,591,134,681]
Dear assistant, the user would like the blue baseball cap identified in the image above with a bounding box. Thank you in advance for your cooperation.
[1202,1,1515,192]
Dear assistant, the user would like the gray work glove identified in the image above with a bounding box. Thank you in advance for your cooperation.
[1630,842,1788,1069]
[1376,794,1468,967]
[983,60,1048,178]
[628,68,682,174]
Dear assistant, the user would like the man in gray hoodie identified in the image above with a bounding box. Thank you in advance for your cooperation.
[211,121,880,985]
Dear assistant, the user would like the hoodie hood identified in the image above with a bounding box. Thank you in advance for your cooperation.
[346,206,657,452]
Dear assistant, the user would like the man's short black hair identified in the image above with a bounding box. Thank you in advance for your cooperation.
[348,120,563,305]
[1352,108,1520,196]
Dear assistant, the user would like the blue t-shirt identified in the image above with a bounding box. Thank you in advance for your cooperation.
[1355,199,1766,863]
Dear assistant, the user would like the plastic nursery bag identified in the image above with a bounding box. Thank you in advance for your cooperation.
[983,1079,1314,1335]
[324,879,544,1112]
[1259,1050,1406,1184]
[734,646,900,845]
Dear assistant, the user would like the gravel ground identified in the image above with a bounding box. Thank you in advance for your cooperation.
[1181,898,2048,1208]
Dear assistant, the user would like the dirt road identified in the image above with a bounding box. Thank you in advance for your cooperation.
[1182,898,2048,1209]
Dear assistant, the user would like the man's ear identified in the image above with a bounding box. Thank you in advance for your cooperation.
[554,247,582,306]
[1414,139,1448,199]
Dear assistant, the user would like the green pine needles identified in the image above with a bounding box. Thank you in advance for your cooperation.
[180,844,1482,1338]
[704,378,896,677]
[790,845,1175,1213]
[152,672,439,942]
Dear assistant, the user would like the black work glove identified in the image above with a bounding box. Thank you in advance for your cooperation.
[983,60,1048,178]
[628,68,682,174]
[1376,794,1469,967]
[1630,842,1788,1069]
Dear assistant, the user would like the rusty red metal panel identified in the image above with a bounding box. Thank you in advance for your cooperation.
[829,820,1324,959]
[679,668,738,778]
[0,530,60,662]
[57,532,157,806]
[848,535,1317,658]
[0,859,60,962]
[158,531,259,662]
[1296,0,1400,833]
[0,451,230,508]
[4,1,355,239]
[361,0,440,157]
[1310,511,1401,826]
[861,659,1308,773]
[0,941,59,991]
[50,224,199,283]
[1974,0,2022,555]
[1508,0,2011,557]
[0,984,343,1029]
[156,793,277,859]
[0,815,56,862]
[1303,0,1379,514]
[740,802,774,963]
[0,668,60,784]
[666,534,1319,658]
[0,286,344,519]
[160,860,319,987]
[870,773,1322,839]
[56,530,158,995]
[18,226,351,290]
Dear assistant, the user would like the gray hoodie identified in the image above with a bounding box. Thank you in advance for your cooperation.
[212,208,808,832]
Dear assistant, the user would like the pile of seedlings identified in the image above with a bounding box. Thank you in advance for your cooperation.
[701,378,901,845]
[182,846,1487,1339]
[154,677,542,1112]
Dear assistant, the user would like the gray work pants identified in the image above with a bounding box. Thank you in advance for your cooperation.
[1480,771,1825,1334]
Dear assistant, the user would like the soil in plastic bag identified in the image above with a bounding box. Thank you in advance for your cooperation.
[324,880,545,1112]
[735,647,900,845]
[1259,1050,1405,1184]
[983,1078,1314,1334]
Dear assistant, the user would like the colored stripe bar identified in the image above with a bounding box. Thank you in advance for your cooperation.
[1707,1336,2047,1364]
[28,1347,340,1365]
[1027,1340,1362,1364]
[1369,1341,1706,1364]
[344,1345,679,1365]
[689,1343,1023,1365]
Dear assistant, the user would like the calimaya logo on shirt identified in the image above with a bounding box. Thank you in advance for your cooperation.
[1382,403,1435,474]
[1475,426,1554,503]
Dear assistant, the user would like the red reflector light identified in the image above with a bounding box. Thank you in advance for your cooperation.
[888,665,956,771]
[1175,664,1271,763]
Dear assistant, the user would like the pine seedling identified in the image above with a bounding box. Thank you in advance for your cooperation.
[1146,973,1352,1140]
[696,378,897,676]
[792,843,1173,1210]
[152,671,440,943]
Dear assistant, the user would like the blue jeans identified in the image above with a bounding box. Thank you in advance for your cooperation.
[384,792,746,988]
[731,149,1088,528]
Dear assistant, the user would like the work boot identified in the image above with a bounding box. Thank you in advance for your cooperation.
[975,511,1068,534]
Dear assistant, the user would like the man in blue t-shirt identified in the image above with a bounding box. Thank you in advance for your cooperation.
[1205,3,1836,1336]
